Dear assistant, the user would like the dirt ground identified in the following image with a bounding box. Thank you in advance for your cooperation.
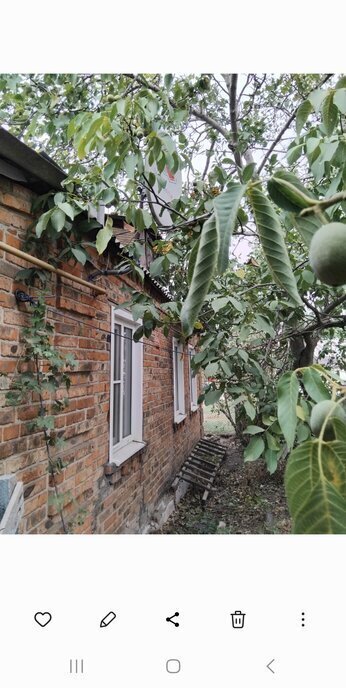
[160,435,291,535]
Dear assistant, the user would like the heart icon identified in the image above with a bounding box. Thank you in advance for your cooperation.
[34,612,52,627]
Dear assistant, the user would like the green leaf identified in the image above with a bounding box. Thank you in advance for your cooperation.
[35,209,52,238]
[277,371,299,449]
[244,400,256,420]
[292,213,324,248]
[193,350,207,365]
[319,140,339,163]
[219,360,232,377]
[133,326,144,342]
[244,425,265,434]
[164,74,173,90]
[57,202,75,220]
[285,440,346,534]
[211,297,229,313]
[296,423,311,443]
[267,170,316,213]
[204,387,223,406]
[71,247,87,265]
[124,154,137,180]
[149,255,166,277]
[95,220,113,254]
[51,207,66,232]
[287,143,303,165]
[238,349,248,363]
[187,238,200,285]
[181,215,219,336]
[308,88,327,112]
[296,100,312,135]
[229,297,244,313]
[101,188,116,204]
[296,405,306,421]
[322,92,338,136]
[244,436,265,462]
[142,210,153,229]
[302,368,330,403]
[248,186,303,307]
[265,448,280,474]
[205,362,219,376]
[333,88,346,115]
[242,162,256,183]
[266,432,280,450]
[253,314,275,338]
[335,76,346,89]
[213,184,246,274]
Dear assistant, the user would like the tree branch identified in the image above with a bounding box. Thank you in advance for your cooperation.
[300,191,346,216]
[223,73,243,170]
[201,138,216,180]
[257,73,334,174]
[322,293,346,315]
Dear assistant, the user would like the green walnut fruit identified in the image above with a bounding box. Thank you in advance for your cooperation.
[309,222,346,286]
[197,76,211,92]
[310,400,346,440]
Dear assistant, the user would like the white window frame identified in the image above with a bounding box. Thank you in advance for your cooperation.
[188,346,198,412]
[109,307,145,465]
[172,337,186,424]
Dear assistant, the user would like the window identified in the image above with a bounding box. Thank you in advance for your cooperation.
[172,337,186,423]
[189,346,198,411]
[110,308,145,465]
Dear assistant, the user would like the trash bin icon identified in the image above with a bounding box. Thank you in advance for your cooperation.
[231,611,245,628]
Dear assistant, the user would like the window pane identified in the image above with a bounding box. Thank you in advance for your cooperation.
[113,383,120,445]
[113,323,121,381]
[123,326,132,438]
[174,343,179,411]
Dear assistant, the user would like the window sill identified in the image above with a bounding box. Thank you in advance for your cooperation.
[111,440,147,466]
[174,413,187,425]
[190,405,199,413]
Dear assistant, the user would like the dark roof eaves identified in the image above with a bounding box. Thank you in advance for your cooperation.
[0,126,66,192]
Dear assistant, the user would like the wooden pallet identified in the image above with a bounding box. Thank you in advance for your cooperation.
[172,438,226,502]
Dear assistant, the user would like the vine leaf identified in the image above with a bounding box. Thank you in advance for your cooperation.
[181,215,219,336]
[214,184,246,274]
[248,186,303,307]
[277,371,299,449]
[285,439,346,533]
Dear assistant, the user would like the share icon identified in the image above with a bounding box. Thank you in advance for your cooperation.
[166,612,180,627]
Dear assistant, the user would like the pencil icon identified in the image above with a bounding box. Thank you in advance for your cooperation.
[100,611,116,628]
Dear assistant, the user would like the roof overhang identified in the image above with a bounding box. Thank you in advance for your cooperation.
[0,126,65,193]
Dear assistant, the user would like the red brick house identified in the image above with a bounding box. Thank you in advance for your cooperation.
[0,127,203,534]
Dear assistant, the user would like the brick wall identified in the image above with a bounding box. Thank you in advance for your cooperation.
[0,174,203,533]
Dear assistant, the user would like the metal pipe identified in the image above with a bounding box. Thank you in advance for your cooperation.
[0,241,107,295]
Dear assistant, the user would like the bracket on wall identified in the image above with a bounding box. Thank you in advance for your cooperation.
[15,290,38,305]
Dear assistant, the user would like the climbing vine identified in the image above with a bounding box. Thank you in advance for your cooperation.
[2,294,78,533]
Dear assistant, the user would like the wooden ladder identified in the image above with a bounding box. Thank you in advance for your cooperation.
[172,438,226,502]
